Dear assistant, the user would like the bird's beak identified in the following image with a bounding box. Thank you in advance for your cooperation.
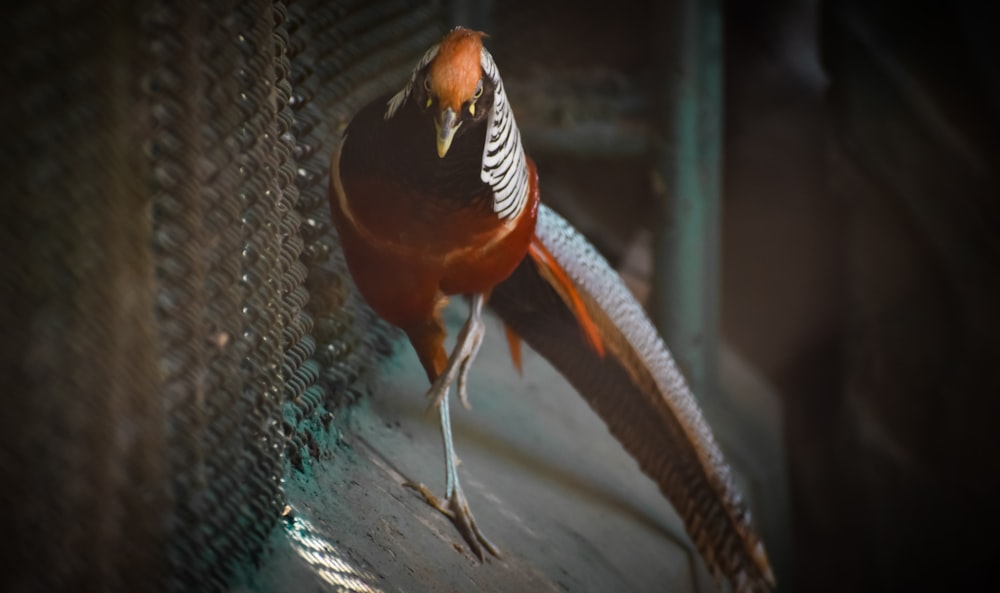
[435,107,462,158]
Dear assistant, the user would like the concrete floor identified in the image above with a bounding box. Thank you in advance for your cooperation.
[248,294,776,593]
[250,302,741,593]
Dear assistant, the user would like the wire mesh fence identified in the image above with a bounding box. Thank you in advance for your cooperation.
[1,1,445,591]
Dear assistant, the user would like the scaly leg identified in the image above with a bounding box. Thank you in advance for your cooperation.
[425,293,486,410]
[406,391,500,560]
[403,293,498,559]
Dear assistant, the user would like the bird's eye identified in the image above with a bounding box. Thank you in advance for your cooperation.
[423,78,434,108]
[472,79,483,100]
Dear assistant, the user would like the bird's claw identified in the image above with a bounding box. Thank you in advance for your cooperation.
[404,481,501,561]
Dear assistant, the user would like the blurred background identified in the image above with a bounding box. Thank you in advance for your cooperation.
[1,0,997,592]
[493,0,1000,589]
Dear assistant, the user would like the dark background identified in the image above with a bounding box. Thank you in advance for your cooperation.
[487,0,1000,590]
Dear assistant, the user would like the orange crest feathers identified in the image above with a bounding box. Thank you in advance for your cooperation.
[429,27,487,113]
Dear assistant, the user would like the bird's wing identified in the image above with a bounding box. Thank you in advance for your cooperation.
[489,204,775,593]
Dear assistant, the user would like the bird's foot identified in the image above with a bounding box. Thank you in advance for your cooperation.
[404,481,500,561]
[425,295,486,411]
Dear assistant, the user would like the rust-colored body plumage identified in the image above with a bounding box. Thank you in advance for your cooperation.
[331,140,539,376]
[331,150,538,331]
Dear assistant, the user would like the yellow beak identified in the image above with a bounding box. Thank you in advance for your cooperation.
[435,107,462,158]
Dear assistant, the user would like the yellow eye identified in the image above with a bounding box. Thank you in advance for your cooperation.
[468,80,483,115]
[423,78,434,108]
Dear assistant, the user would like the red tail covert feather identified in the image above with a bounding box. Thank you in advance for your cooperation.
[528,236,605,358]
[503,323,523,375]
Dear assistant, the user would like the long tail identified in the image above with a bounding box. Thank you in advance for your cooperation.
[490,205,775,593]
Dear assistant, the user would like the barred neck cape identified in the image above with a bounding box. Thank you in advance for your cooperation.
[383,36,529,222]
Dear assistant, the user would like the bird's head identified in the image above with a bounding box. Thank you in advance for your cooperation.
[416,28,492,158]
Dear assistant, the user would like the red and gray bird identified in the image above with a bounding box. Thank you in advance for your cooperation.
[329,26,775,592]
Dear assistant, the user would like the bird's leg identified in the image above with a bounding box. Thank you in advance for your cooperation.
[402,292,498,559]
[406,391,500,560]
[425,293,486,411]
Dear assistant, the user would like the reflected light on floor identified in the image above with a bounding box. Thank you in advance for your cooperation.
[285,508,385,593]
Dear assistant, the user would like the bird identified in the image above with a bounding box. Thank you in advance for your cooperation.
[329,26,775,593]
